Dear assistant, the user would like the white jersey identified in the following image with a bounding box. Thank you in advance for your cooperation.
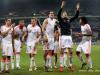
[14,25,27,40]
[1,25,12,44]
[45,18,56,38]
[27,24,41,42]
[81,24,92,41]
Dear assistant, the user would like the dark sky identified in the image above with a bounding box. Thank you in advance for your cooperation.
[0,0,100,16]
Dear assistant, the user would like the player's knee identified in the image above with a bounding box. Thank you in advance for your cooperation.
[76,51,80,56]
[85,54,90,58]
[48,51,52,56]
[60,48,64,54]
[6,56,10,62]
[69,51,73,55]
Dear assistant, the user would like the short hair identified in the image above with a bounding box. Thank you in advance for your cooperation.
[5,18,11,22]
[80,16,88,24]
[19,20,24,23]
[48,11,54,15]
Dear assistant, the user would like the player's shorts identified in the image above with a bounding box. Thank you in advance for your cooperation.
[48,37,55,50]
[26,41,37,54]
[14,39,21,53]
[76,40,91,54]
[59,35,73,49]
[2,42,13,56]
[43,37,54,51]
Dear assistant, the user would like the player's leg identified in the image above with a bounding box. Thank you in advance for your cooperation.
[29,43,37,71]
[43,42,48,69]
[54,41,58,68]
[85,54,93,70]
[59,36,64,72]
[15,40,21,69]
[46,38,54,71]
[68,48,73,67]
[30,54,37,71]
[76,42,86,69]
[0,56,6,73]
[32,47,37,71]
[65,36,74,71]
[84,41,92,70]
[5,56,10,73]
[16,52,21,69]
[26,44,33,71]
[11,55,14,70]
[5,44,13,73]
[0,43,6,73]
[59,48,64,72]
[29,53,33,71]
[63,49,68,68]
[54,52,57,69]
[47,50,53,71]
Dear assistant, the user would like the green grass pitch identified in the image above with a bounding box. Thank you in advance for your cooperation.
[0,44,100,75]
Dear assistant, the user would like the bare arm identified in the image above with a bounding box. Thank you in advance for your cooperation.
[58,1,65,21]
[70,2,80,23]
[42,19,48,32]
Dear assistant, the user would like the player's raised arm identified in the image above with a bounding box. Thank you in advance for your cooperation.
[61,0,65,8]
[70,2,80,23]
[57,0,66,21]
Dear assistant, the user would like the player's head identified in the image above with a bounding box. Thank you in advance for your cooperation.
[31,18,37,27]
[5,18,12,26]
[19,20,25,26]
[61,11,69,19]
[19,20,25,29]
[80,16,88,25]
[48,11,55,19]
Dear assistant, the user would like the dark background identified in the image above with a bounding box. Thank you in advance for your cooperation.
[0,0,100,16]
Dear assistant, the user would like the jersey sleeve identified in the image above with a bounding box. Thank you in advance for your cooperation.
[27,25,31,32]
[23,27,27,32]
[85,24,92,32]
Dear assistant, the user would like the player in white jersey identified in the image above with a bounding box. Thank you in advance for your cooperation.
[42,11,57,71]
[0,18,14,73]
[13,20,27,69]
[75,17,93,70]
[25,18,41,71]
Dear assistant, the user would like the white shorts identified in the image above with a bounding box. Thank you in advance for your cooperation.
[54,41,59,53]
[26,41,37,54]
[48,38,54,50]
[76,40,91,54]
[43,37,54,51]
[59,36,73,49]
[2,42,13,56]
[14,39,21,53]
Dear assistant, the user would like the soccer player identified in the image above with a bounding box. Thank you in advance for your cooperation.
[57,0,80,72]
[42,11,57,71]
[25,18,41,71]
[76,17,93,70]
[0,18,14,73]
[13,20,27,69]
